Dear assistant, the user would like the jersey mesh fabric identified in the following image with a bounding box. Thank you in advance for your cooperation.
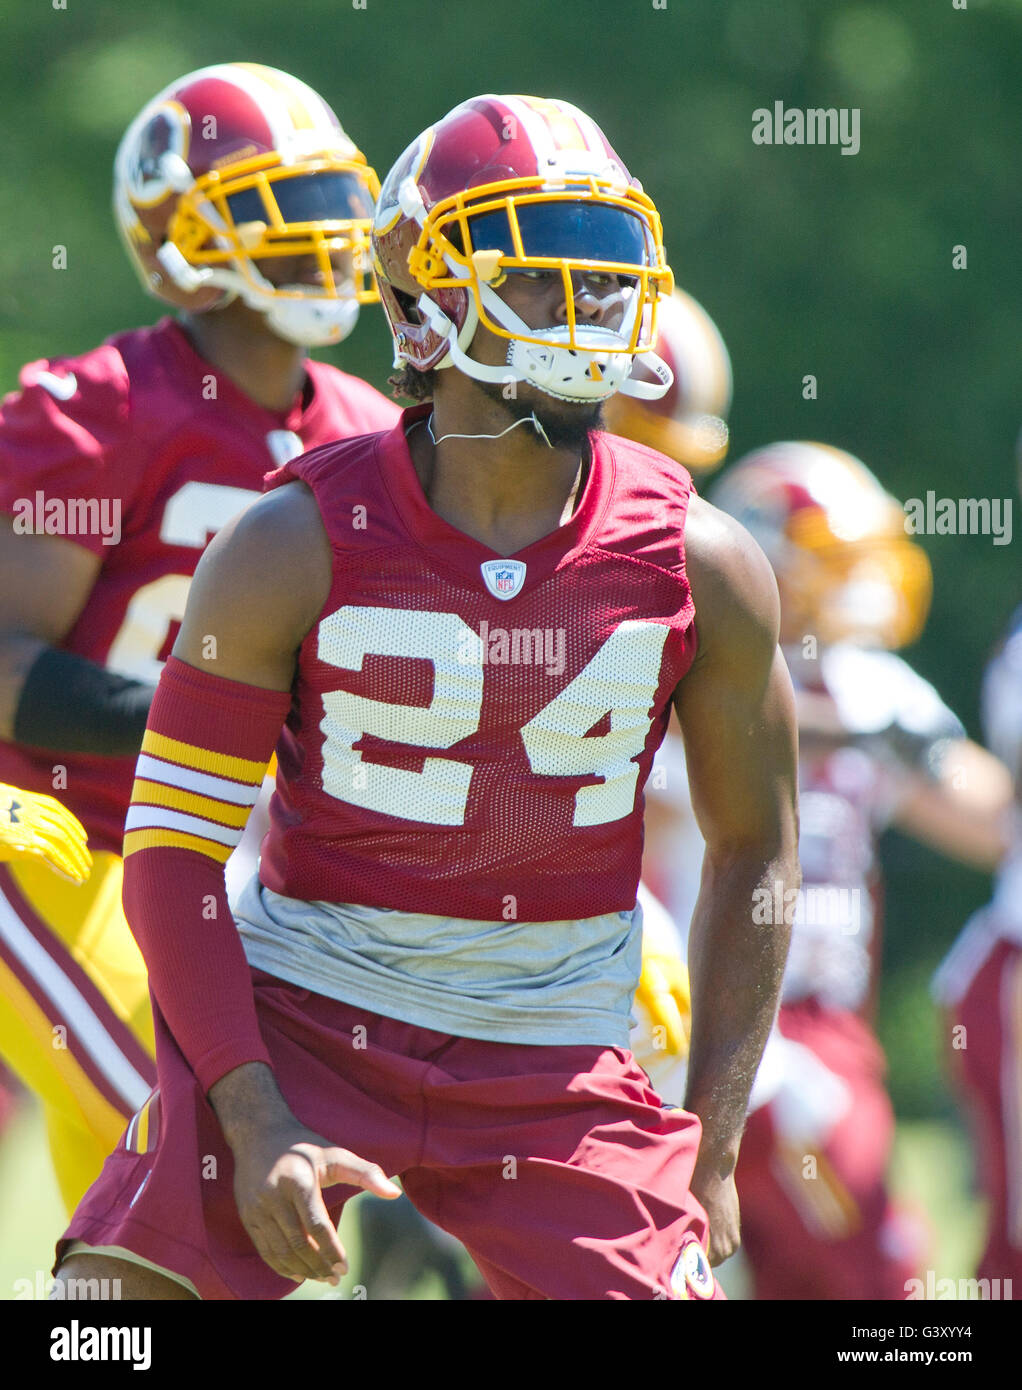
[259,408,697,923]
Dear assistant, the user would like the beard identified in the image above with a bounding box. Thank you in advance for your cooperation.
[471,376,605,452]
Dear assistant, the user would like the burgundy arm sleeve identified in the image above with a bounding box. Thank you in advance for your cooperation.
[121,655,291,1093]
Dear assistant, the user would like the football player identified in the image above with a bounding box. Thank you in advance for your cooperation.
[55,94,799,1301]
[348,287,731,1302]
[641,443,1012,1298]
[934,441,1022,1294]
[0,62,399,1214]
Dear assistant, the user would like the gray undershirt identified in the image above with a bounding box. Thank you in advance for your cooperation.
[234,876,643,1047]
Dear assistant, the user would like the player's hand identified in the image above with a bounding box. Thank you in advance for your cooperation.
[0,783,91,884]
[690,1163,741,1266]
[231,1122,401,1285]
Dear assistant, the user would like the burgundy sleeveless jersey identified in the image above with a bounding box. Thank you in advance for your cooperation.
[259,404,698,922]
[0,318,399,851]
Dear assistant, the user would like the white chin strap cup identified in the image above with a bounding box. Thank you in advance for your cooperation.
[415,291,674,403]
[260,296,360,347]
[156,242,215,293]
[616,351,675,400]
[157,243,360,346]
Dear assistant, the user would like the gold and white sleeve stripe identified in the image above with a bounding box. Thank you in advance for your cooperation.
[123,730,268,865]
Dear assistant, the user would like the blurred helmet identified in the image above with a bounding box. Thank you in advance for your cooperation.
[603,287,732,473]
[114,63,380,346]
[710,442,932,649]
[371,94,675,403]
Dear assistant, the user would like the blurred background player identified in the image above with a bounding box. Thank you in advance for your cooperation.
[640,442,1012,1298]
[934,440,1022,1296]
[0,62,398,1214]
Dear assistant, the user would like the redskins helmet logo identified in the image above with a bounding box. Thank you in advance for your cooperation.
[373,130,432,235]
[125,100,191,208]
[669,1236,716,1300]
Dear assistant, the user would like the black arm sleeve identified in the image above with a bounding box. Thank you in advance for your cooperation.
[13,647,155,755]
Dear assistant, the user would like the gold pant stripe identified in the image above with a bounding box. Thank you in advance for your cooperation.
[773,1141,861,1240]
[0,953,127,1144]
[0,852,156,1211]
[8,855,154,1050]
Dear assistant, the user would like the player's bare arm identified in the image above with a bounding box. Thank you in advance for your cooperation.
[890,738,1013,872]
[0,518,102,739]
[169,480,400,1286]
[792,670,1013,871]
[673,495,800,1265]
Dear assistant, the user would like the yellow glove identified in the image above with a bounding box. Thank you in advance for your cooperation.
[635,950,692,1059]
[0,783,92,884]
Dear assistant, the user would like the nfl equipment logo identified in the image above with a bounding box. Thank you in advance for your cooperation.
[480,558,527,601]
[265,430,305,467]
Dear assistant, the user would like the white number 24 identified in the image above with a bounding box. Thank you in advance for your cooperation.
[318,607,669,828]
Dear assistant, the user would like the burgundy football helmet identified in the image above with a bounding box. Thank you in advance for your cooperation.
[711,443,932,649]
[371,94,675,403]
[114,63,380,346]
[603,287,732,473]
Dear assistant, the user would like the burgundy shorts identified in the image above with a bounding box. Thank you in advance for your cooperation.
[58,970,720,1301]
